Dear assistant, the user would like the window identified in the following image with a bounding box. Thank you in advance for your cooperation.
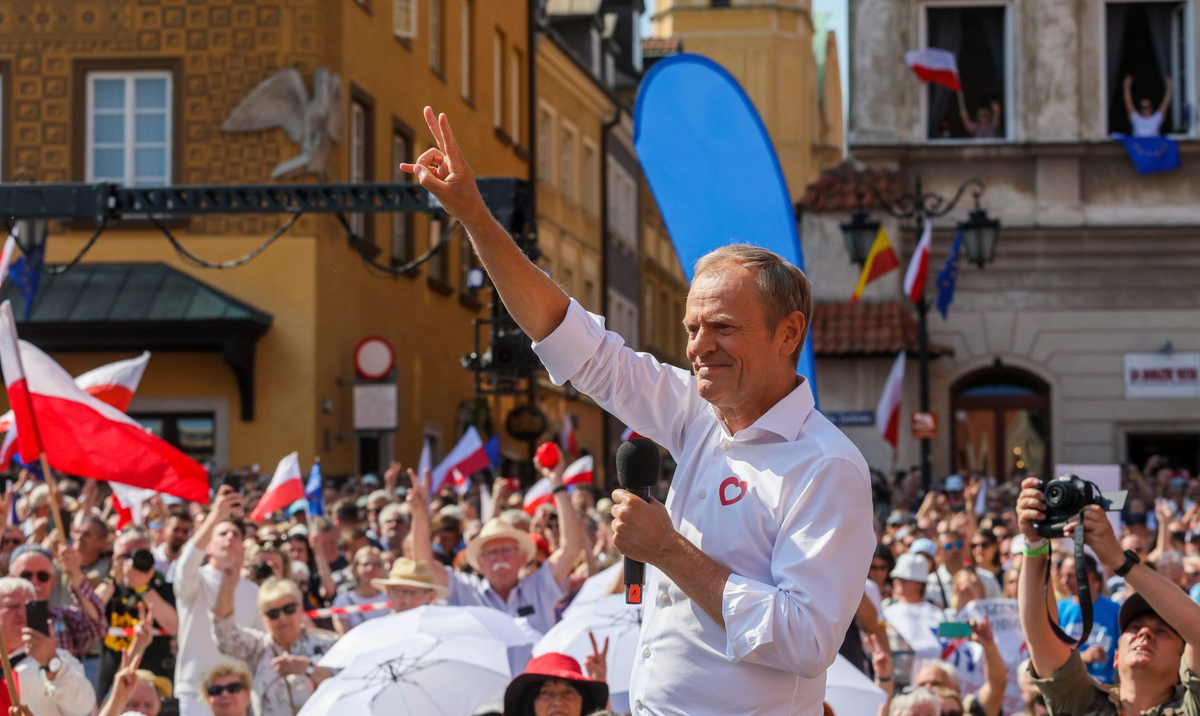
[581,139,599,216]
[459,230,482,304]
[537,103,555,185]
[428,213,452,288]
[923,5,1009,141]
[559,121,578,202]
[591,27,603,76]
[643,281,654,347]
[349,99,373,241]
[394,0,417,40]
[87,72,172,186]
[511,48,524,144]
[392,126,414,264]
[134,413,215,464]
[461,0,474,101]
[951,366,1051,480]
[430,0,445,74]
[1105,2,1192,136]
[607,159,638,248]
[493,29,508,132]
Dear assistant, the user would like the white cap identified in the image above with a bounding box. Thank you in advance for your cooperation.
[890,552,930,582]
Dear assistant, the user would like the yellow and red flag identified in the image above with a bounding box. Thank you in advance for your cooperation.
[850,227,900,302]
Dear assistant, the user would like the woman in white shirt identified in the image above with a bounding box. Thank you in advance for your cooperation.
[1124,73,1173,137]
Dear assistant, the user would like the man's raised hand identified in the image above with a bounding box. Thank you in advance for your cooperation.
[399,107,488,225]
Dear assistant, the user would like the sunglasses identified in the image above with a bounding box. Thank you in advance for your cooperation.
[206,683,246,697]
[20,571,52,584]
[942,540,963,550]
[1,538,22,548]
[264,603,299,620]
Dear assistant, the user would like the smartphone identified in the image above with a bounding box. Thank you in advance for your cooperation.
[937,621,973,639]
[25,600,51,635]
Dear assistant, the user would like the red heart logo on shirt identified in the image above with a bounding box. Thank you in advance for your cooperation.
[719,476,747,506]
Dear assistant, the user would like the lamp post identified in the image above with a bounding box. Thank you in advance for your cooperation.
[841,176,1000,492]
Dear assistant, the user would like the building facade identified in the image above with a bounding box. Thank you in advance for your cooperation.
[821,0,1200,478]
[0,0,530,476]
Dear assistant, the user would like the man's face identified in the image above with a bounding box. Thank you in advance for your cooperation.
[287,539,309,564]
[1116,613,1185,680]
[166,517,193,550]
[207,522,244,563]
[386,585,436,612]
[434,529,459,556]
[11,553,56,600]
[915,665,958,696]
[72,523,106,557]
[684,267,797,413]
[479,537,522,588]
[381,513,409,548]
[314,529,339,560]
[0,591,27,645]
[938,534,963,564]
[127,680,161,716]
[1,529,23,552]
[354,552,385,585]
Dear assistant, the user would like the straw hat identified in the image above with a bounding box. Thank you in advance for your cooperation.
[136,669,173,700]
[370,558,449,597]
[465,518,536,571]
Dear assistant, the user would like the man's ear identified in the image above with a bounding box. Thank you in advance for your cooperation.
[778,310,806,357]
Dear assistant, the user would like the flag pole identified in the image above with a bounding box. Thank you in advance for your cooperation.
[0,624,21,708]
[40,453,68,542]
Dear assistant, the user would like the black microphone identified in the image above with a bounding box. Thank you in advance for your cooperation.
[616,438,660,604]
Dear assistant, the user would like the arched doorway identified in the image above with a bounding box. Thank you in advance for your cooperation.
[951,366,1051,481]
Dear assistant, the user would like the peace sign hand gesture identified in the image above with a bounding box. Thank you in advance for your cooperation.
[584,631,609,684]
[400,107,488,226]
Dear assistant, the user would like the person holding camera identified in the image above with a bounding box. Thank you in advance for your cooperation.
[1017,476,1200,715]
[96,528,178,701]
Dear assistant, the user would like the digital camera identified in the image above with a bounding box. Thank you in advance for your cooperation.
[1033,474,1128,538]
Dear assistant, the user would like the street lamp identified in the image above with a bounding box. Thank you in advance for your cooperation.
[840,175,1000,491]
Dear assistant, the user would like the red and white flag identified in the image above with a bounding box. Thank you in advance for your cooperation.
[619,427,644,442]
[876,352,907,450]
[523,477,554,515]
[560,415,577,457]
[250,452,305,522]
[562,455,594,486]
[903,220,933,304]
[904,48,961,92]
[111,482,158,529]
[0,235,16,290]
[0,351,150,469]
[430,427,490,495]
[0,302,208,502]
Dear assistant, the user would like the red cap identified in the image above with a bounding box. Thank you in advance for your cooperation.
[530,533,551,558]
[535,442,561,469]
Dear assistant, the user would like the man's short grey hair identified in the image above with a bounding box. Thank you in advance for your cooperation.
[115,527,152,550]
[0,577,36,601]
[926,661,960,692]
[379,503,410,523]
[367,490,393,506]
[1158,550,1184,567]
[889,687,941,716]
[498,509,532,532]
[693,244,814,365]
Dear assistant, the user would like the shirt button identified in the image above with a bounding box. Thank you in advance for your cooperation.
[722,442,732,451]
[661,592,670,604]
[635,701,644,711]
[698,490,707,499]
[642,648,651,658]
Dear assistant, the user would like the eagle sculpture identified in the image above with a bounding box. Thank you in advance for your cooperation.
[222,66,345,179]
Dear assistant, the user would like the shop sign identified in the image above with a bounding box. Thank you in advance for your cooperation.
[826,411,875,427]
[1124,353,1200,399]
[353,384,398,430]
[911,411,938,440]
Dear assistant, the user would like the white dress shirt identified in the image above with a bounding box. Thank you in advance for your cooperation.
[534,299,876,716]
[11,648,95,716]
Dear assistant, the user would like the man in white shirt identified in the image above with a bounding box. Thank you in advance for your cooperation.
[1123,73,1173,137]
[173,487,263,716]
[0,577,95,716]
[402,107,875,716]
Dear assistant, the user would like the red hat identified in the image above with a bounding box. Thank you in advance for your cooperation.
[529,533,551,559]
[502,653,608,716]
[535,442,561,470]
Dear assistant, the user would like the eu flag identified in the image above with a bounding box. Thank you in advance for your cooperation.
[305,460,324,517]
[935,229,964,320]
[484,435,500,468]
[1115,135,1181,175]
[8,243,43,321]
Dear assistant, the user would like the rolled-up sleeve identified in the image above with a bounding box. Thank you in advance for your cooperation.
[720,457,875,678]
[43,652,97,716]
[532,299,705,459]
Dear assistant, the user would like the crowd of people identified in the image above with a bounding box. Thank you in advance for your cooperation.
[2,448,1199,716]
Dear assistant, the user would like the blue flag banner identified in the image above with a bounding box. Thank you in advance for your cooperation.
[634,54,818,404]
[1115,135,1181,175]
[935,229,964,320]
[484,435,500,468]
[9,243,44,321]
[305,461,324,517]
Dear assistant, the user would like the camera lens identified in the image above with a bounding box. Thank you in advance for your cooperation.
[1045,482,1069,508]
[131,549,155,573]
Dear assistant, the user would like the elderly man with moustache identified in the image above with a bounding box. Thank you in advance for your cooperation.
[401,107,875,716]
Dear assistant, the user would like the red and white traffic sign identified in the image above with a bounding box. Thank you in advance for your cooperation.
[354,336,395,380]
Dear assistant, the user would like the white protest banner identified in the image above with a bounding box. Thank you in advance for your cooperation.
[1055,464,1122,538]
[959,599,1029,715]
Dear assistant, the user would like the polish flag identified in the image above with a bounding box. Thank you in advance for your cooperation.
[111,482,158,529]
[250,452,305,522]
[563,455,594,486]
[523,477,555,515]
[0,234,16,289]
[0,351,150,470]
[430,427,491,495]
[560,415,577,457]
[904,48,961,92]
[903,220,933,304]
[619,427,644,442]
[876,352,907,450]
[0,302,208,502]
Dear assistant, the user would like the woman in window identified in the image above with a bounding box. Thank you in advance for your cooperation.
[1124,74,1173,136]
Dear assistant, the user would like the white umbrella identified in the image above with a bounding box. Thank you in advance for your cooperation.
[320,605,538,668]
[562,562,623,620]
[825,654,887,716]
[300,634,510,716]
[534,594,642,712]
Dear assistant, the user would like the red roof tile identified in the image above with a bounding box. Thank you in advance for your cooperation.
[642,37,682,56]
[798,161,903,213]
[812,301,953,357]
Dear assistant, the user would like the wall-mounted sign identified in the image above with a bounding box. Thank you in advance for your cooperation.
[506,404,548,441]
[911,411,938,440]
[1124,353,1200,399]
[353,384,398,431]
[355,336,395,381]
[826,411,875,427]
